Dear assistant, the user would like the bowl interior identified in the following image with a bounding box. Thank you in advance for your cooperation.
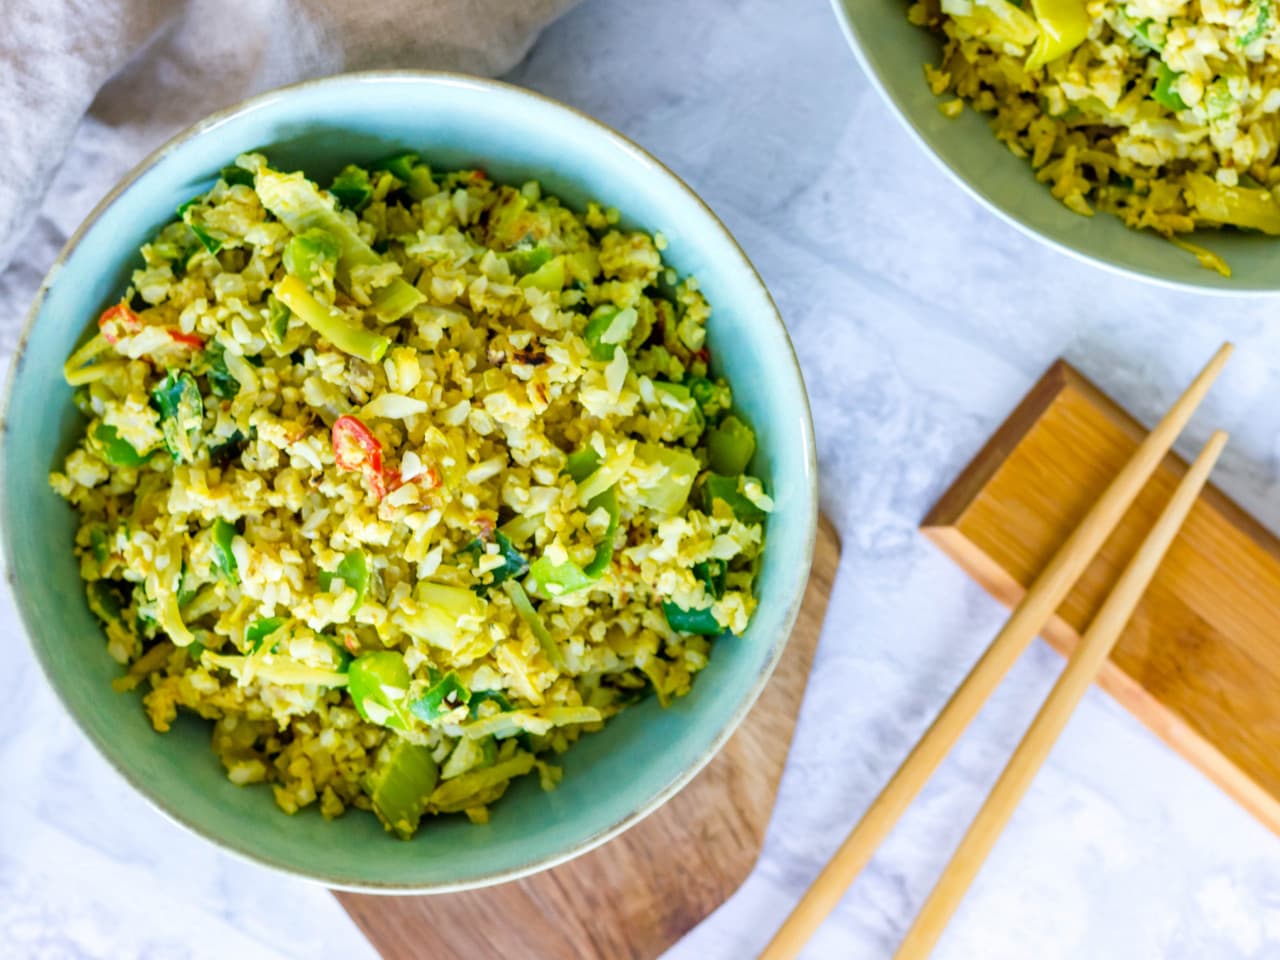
[1,74,816,891]
[833,0,1280,292]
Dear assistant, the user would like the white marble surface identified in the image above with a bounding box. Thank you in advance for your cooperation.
[5,0,1280,956]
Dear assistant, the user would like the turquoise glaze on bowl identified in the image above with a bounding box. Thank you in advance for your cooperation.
[1,72,817,892]
[832,0,1280,293]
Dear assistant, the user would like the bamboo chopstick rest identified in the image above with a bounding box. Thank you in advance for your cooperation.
[893,430,1227,959]
[760,345,1233,960]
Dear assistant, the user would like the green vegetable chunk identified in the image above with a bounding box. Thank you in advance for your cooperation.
[470,532,528,596]
[151,371,204,463]
[502,579,564,668]
[348,651,413,730]
[528,556,597,597]
[703,473,766,524]
[283,228,341,286]
[202,343,240,400]
[318,549,369,610]
[409,671,471,723]
[583,305,637,360]
[246,617,286,653]
[366,738,439,840]
[91,423,154,468]
[86,580,129,623]
[662,600,722,636]
[582,487,619,577]
[273,276,390,364]
[329,165,373,211]
[1153,62,1188,111]
[211,519,238,582]
[220,165,255,188]
[374,151,420,182]
[707,415,756,475]
[255,167,423,321]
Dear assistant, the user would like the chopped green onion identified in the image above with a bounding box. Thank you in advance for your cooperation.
[517,255,566,292]
[202,343,240,399]
[469,689,514,718]
[470,532,528,596]
[565,447,602,483]
[506,244,554,277]
[501,579,563,668]
[582,487,619,578]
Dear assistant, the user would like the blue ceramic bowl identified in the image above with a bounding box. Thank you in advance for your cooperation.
[1,72,817,891]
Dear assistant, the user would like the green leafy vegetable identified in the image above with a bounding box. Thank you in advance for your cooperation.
[150,371,204,463]
[408,671,471,723]
[246,617,287,653]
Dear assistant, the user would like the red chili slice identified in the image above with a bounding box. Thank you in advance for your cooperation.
[332,415,386,499]
[98,303,141,345]
[166,328,205,349]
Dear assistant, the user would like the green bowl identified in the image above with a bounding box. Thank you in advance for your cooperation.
[1,72,818,892]
[831,0,1280,292]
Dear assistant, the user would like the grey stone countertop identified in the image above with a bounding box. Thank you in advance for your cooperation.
[3,0,1279,957]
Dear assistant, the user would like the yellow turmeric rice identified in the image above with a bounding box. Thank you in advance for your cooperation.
[50,151,770,839]
[912,0,1280,272]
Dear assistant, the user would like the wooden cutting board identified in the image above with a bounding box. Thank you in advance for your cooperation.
[923,361,1280,834]
[335,517,838,959]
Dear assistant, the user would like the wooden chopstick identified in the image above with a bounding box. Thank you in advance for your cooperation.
[894,429,1228,959]
[760,343,1233,960]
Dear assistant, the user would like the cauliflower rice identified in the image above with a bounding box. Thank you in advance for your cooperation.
[913,0,1280,273]
[51,151,770,838]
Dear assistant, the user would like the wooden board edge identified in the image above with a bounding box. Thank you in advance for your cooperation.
[923,360,1071,529]
[725,514,840,886]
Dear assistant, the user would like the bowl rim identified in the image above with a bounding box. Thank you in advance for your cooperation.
[828,0,1280,298]
[1,69,819,893]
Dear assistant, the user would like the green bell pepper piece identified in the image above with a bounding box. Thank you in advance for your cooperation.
[707,415,755,475]
[212,519,238,582]
[92,423,154,468]
[329,165,373,211]
[348,650,412,730]
[662,600,722,636]
[703,473,766,524]
[318,549,369,609]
